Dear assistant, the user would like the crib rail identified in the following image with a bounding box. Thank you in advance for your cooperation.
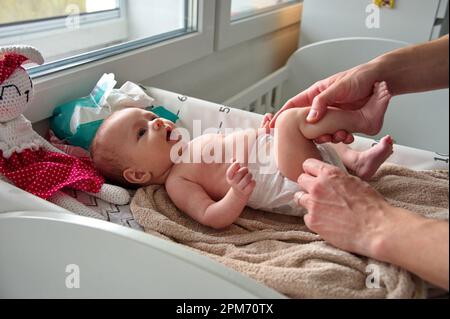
[224,67,288,115]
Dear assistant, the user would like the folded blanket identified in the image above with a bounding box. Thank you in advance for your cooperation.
[131,164,448,299]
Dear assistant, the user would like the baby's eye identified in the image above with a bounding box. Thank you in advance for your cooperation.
[138,128,147,139]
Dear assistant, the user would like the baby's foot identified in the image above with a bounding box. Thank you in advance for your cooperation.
[359,82,392,135]
[354,135,394,181]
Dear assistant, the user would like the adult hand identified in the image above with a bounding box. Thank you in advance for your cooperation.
[295,159,389,258]
[270,62,381,144]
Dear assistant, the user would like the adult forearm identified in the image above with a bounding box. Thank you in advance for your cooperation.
[373,206,449,290]
[370,35,449,95]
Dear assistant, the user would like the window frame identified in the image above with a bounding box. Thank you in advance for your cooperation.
[26,0,215,123]
[215,0,302,51]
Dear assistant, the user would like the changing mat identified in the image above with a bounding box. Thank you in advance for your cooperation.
[131,164,449,299]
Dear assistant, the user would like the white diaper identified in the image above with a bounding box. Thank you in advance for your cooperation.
[247,134,347,216]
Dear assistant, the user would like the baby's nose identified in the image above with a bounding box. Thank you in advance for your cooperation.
[151,118,164,130]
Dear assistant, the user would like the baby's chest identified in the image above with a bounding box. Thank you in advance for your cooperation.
[172,162,231,200]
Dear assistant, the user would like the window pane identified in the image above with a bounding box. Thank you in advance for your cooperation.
[0,0,119,25]
[231,0,299,20]
[0,0,197,75]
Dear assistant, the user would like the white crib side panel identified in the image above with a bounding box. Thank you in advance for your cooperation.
[223,67,288,113]
[0,212,285,299]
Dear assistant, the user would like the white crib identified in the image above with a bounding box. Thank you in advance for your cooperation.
[225,37,449,154]
[1,37,448,299]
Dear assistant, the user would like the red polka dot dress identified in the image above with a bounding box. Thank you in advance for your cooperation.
[0,51,104,199]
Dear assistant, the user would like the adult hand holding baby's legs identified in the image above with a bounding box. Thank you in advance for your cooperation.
[296,158,390,259]
[270,61,382,144]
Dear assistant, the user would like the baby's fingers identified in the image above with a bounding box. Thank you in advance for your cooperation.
[237,172,253,189]
[261,113,274,128]
[242,180,256,195]
[232,167,249,185]
[226,161,241,181]
[263,113,274,121]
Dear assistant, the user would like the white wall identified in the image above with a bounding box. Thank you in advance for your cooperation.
[141,23,300,103]
[300,0,446,47]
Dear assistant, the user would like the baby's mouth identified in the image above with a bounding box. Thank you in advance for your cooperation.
[166,127,172,141]
[166,126,179,142]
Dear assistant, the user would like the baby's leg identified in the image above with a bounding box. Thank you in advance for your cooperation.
[331,135,394,181]
[274,82,391,181]
[274,109,322,182]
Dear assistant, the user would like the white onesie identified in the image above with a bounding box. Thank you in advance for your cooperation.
[246,134,348,216]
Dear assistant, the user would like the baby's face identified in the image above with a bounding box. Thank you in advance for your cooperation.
[105,108,178,183]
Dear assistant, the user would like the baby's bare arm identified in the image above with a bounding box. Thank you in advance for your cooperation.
[166,174,249,229]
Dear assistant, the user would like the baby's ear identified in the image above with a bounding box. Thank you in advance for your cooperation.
[123,168,152,185]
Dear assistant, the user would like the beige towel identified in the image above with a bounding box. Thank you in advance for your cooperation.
[131,164,448,299]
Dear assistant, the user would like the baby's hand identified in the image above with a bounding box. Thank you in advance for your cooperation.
[226,161,256,200]
[260,113,273,133]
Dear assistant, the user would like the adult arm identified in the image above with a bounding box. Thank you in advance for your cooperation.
[374,34,449,95]
[296,159,449,290]
[271,35,449,143]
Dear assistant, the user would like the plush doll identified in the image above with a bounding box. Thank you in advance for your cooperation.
[0,45,130,220]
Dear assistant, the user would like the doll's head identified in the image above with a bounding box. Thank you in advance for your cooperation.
[0,46,44,123]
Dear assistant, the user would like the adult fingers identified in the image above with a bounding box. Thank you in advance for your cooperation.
[343,133,355,145]
[302,159,342,178]
[294,192,312,210]
[269,90,315,128]
[314,135,333,144]
[331,130,348,143]
[314,132,354,144]
[297,174,317,194]
[303,212,317,232]
[309,80,347,123]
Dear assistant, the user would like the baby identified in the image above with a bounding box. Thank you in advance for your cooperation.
[91,82,393,229]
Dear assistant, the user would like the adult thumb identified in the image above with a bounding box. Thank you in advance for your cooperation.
[308,83,342,123]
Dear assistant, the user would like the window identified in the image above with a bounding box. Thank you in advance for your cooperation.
[0,0,299,123]
[16,0,215,124]
[216,0,302,50]
[0,0,198,74]
[231,0,299,21]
